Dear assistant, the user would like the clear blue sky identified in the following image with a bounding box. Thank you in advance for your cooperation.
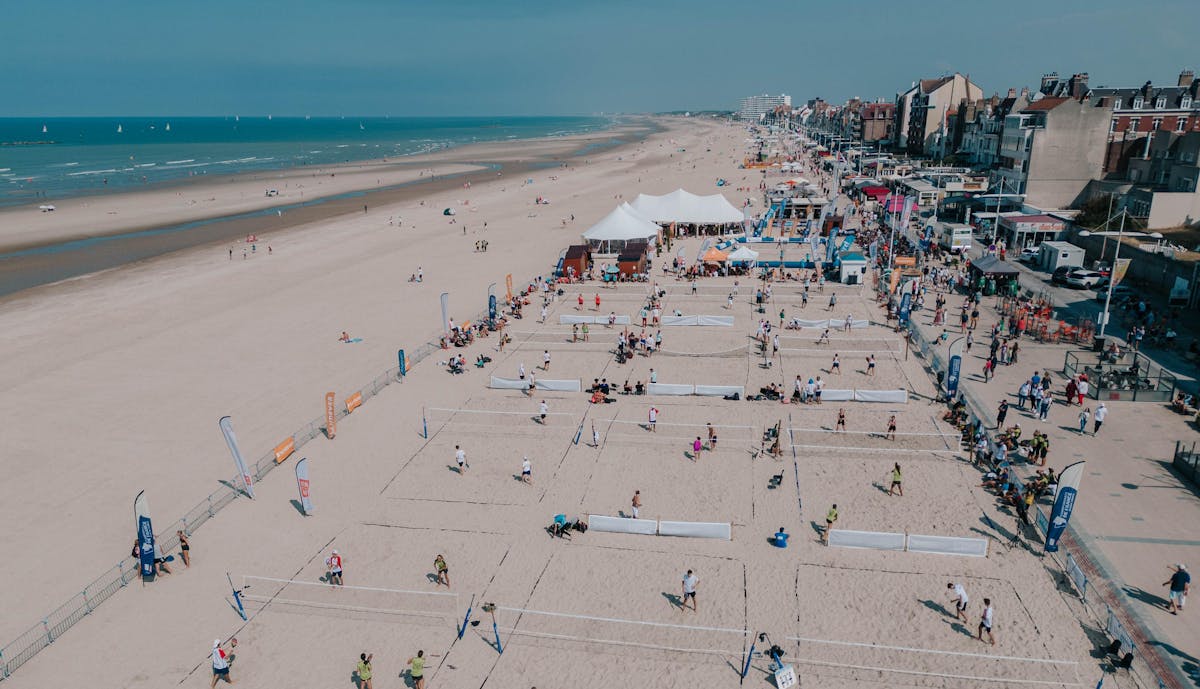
[2,0,1193,116]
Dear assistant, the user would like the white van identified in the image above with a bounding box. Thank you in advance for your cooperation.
[938,223,972,254]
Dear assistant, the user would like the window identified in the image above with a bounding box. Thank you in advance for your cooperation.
[1129,117,1140,131]
[1153,117,1163,130]
[1133,97,1144,108]
[1111,119,1118,132]
[1156,97,1167,109]
[1178,117,1188,132]
[1113,98,1122,109]
[1183,96,1193,108]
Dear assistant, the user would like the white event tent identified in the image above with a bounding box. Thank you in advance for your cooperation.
[581,203,661,254]
[629,189,744,226]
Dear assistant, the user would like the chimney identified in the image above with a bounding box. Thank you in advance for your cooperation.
[1071,73,1089,98]
[1180,70,1195,87]
[1040,72,1059,94]
[1019,87,1030,101]
[1007,88,1017,98]
[1142,80,1153,97]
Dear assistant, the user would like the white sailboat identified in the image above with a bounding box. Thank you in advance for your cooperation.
[165,123,171,132]
[359,122,365,130]
[117,124,123,133]
[42,124,47,134]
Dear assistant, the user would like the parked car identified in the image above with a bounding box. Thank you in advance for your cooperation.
[1018,247,1040,263]
[1051,266,1081,285]
[1065,269,1107,288]
[1095,284,1138,302]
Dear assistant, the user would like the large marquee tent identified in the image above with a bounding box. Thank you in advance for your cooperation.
[629,189,744,225]
[581,203,661,253]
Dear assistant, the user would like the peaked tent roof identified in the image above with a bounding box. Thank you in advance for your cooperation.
[701,247,729,262]
[970,255,1019,276]
[581,204,662,242]
[629,189,745,224]
[727,246,760,261]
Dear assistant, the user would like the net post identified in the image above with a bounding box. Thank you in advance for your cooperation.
[741,637,757,683]
[458,594,475,640]
[228,572,246,621]
[573,423,583,445]
[421,407,428,439]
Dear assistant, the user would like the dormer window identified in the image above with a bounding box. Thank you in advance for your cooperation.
[1156,97,1167,109]
[1183,96,1193,108]
[1133,97,1144,108]
[1113,98,1122,109]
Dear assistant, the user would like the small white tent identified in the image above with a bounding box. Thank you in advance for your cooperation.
[629,189,744,225]
[581,203,661,253]
[726,246,759,263]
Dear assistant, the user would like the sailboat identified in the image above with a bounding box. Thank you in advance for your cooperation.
[165,123,171,132]
[359,122,365,130]
[117,124,123,133]
[42,124,47,134]
[268,114,272,121]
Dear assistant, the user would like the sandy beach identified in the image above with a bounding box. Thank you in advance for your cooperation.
[0,117,1102,689]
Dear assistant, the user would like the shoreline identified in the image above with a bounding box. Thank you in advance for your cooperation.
[0,119,658,299]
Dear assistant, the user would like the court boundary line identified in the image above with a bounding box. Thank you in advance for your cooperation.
[787,635,1078,665]
[788,657,1083,686]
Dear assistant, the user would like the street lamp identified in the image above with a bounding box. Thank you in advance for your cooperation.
[1078,217,1163,339]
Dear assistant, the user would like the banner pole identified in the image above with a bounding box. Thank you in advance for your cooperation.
[741,638,757,683]
[458,594,475,639]
[227,572,246,620]
[422,407,428,439]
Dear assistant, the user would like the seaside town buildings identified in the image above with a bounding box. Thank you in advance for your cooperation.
[736,94,791,122]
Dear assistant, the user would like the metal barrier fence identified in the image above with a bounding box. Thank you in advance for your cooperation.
[1172,441,1200,489]
[907,312,1177,689]
[0,283,518,681]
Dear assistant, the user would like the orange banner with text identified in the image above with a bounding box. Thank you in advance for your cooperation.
[345,391,363,414]
[325,392,336,439]
[505,273,513,303]
[274,436,295,464]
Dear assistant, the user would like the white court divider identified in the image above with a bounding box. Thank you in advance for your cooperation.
[588,514,658,535]
[854,389,908,404]
[647,382,695,395]
[533,379,582,392]
[559,314,631,325]
[660,315,699,326]
[787,318,871,329]
[696,315,735,327]
[827,529,906,551]
[906,534,989,557]
[694,385,744,398]
[490,376,530,390]
[819,388,855,402]
[659,520,731,540]
[789,318,831,329]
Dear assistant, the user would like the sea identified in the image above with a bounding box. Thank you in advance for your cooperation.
[0,116,613,207]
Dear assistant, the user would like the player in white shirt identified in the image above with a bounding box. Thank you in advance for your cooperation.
[455,445,467,475]
[947,582,969,622]
[978,598,995,645]
[680,569,699,612]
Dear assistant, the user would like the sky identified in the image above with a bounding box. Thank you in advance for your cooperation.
[1,0,1195,117]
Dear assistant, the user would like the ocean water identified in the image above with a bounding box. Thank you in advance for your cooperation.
[0,116,612,207]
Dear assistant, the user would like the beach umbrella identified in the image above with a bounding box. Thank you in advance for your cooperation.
[443,208,456,216]
[701,247,729,263]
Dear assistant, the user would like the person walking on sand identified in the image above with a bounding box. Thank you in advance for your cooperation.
[177,530,191,567]
[948,582,969,623]
[822,504,838,544]
[576,293,583,310]
[886,415,897,441]
[539,400,548,424]
[631,490,642,519]
[542,349,551,371]
[681,569,699,611]
[518,362,526,380]
[594,293,601,311]
[836,408,846,432]
[692,436,703,455]
[831,353,841,374]
[356,653,373,689]
[996,400,1008,429]
[455,445,467,474]
[866,354,876,376]
[1078,407,1090,435]
[540,304,547,323]
[1163,564,1190,614]
[707,422,718,448]
[434,554,450,587]
[592,422,600,448]
[978,599,996,645]
[648,406,658,432]
[521,456,532,484]
[326,549,344,586]
[210,639,233,687]
[406,650,426,689]
[1093,402,1107,435]
[888,463,903,496]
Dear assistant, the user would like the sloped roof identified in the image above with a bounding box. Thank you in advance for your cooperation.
[1023,97,1069,112]
[581,204,662,242]
[629,189,745,224]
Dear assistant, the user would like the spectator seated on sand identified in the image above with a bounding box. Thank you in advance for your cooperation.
[999,424,1022,450]
[635,381,645,395]
[475,355,491,368]
[759,384,781,401]
[447,356,465,374]
[1173,392,1195,413]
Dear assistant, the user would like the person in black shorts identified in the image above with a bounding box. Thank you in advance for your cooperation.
[177,530,190,567]
[866,354,876,376]
[836,408,846,432]
[831,354,841,375]
[886,415,897,441]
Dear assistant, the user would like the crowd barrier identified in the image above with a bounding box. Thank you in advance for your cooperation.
[489,377,582,392]
[799,388,907,404]
[647,383,744,398]
[587,515,731,540]
[828,529,988,557]
[787,318,870,329]
[559,314,631,325]
[660,315,735,327]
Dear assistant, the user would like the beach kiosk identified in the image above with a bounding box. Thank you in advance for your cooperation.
[838,252,869,285]
[562,245,591,279]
